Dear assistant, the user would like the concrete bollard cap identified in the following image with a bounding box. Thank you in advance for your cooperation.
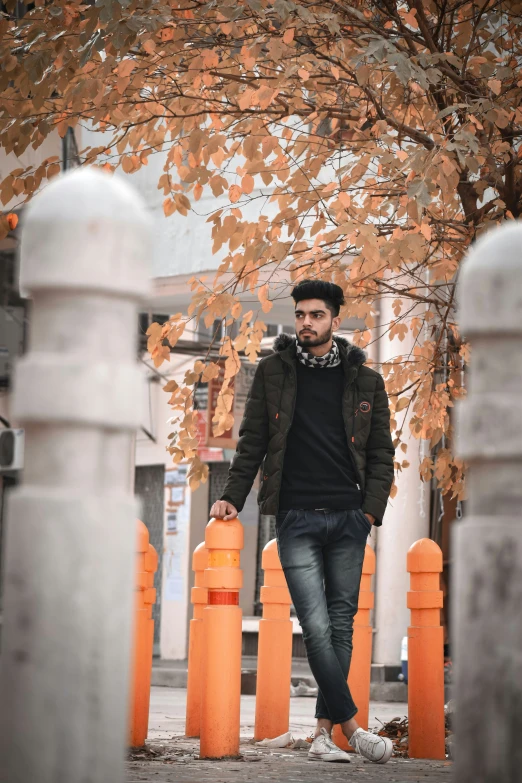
[407,538,443,573]
[458,221,522,336]
[205,517,244,550]
[20,168,152,299]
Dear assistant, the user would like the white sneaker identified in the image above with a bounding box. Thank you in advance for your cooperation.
[308,728,351,763]
[350,727,393,764]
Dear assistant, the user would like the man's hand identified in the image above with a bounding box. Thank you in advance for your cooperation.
[365,513,376,526]
[210,500,238,521]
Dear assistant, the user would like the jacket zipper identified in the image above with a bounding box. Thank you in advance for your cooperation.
[276,380,285,421]
[344,387,364,491]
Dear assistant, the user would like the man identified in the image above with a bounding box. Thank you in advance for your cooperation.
[210,280,395,764]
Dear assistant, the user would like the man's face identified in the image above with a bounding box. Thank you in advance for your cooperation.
[295,298,340,348]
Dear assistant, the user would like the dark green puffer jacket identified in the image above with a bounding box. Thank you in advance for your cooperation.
[221,334,395,525]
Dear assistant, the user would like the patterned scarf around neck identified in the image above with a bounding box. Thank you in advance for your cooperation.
[296,339,341,368]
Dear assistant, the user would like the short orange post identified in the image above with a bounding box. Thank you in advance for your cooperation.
[407,538,445,760]
[129,521,158,748]
[185,542,209,738]
[200,517,244,759]
[254,539,293,741]
[333,544,375,750]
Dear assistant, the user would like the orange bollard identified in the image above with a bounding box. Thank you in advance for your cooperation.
[407,538,445,760]
[129,521,158,748]
[254,539,293,741]
[333,544,375,751]
[185,542,209,738]
[200,517,244,759]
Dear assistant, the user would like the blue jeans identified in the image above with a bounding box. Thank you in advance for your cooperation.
[276,508,371,724]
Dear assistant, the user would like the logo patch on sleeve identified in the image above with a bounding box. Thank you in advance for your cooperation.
[359,401,371,414]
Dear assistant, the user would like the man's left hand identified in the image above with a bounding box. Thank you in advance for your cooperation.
[364,513,376,526]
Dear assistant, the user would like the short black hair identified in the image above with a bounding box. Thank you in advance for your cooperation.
[291,279,345,317]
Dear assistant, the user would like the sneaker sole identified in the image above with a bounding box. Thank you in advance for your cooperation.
[308,752,351,763]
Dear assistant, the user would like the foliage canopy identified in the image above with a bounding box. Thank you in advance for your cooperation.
[2,0,522,494]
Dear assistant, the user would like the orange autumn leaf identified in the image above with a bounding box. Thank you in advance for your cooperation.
[229,184,242,203]
[117,59,136,78]
[241,174,254,194]
[7,213,18,230]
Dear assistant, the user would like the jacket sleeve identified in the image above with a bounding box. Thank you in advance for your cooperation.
[362,374,395,525]
[220,361,269,513]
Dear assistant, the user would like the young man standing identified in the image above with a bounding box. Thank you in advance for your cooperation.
[210,280,395,764]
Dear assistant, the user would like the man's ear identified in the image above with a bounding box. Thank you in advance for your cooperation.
[332,315,342,331]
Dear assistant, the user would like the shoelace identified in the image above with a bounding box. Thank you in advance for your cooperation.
[325,734,340,751]
[315,729,337,752]
[354,730,382,758]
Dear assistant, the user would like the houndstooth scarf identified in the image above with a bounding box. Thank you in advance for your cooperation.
[296,339,341,368]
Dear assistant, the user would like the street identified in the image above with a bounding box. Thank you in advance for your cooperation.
[126,688,451,782]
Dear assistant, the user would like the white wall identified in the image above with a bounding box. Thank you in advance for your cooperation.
[79,125,279,280]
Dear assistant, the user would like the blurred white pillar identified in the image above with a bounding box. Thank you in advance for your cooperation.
[453,223,522,781]
[0,169,151,783]
[373,295,430,664]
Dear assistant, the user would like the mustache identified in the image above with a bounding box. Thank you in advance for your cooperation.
[300,329,316,335]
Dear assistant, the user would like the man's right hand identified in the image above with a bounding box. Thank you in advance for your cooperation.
[210,500,238,521]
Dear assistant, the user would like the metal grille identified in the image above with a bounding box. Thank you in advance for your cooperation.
[134,465,165,653]
[207,462,231,513]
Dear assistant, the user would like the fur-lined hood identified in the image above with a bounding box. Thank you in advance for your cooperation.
[273,333,366,367]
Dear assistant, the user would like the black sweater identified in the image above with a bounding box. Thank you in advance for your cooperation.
[278,361,362,511]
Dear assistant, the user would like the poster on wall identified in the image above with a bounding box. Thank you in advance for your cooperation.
[206,360,257,448]
[166,511,178,533]
[196,409,223,462]
[160,462,193,659]
[206,362,235,448]
[169,486,185,505]
[163,464,190,602]
[165,464,188,486]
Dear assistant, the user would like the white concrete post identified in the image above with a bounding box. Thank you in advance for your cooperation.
[453,223,522,781]
[372,294,430,665]
[0,169,152,783]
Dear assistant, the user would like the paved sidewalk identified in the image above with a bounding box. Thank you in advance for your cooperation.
[126,687,451,782]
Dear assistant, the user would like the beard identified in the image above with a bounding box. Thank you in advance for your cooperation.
[297,325,333,349]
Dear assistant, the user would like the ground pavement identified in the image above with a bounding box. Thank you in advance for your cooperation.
[126,687,451,782]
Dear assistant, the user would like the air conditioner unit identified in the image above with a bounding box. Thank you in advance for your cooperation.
[0,428,24,472]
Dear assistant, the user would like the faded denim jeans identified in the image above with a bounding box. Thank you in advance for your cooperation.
[276,508,371,724]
